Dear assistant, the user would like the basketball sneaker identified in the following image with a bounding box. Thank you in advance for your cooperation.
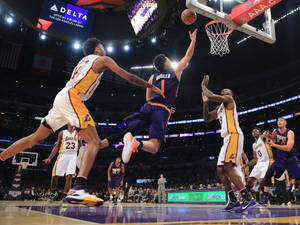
[66,188,104,207]
[47,191,58,203]
[223,201,241,212]
[258,195,268,206]
[122,132,138,164]
[235,199,258,213]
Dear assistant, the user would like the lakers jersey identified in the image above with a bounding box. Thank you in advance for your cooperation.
[65,55,103,101]
[59,130,79,155]
[253,137,274,164]
[217,102,243,138]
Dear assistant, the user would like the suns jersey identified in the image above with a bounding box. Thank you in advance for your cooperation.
[217,102,243,138]
[253,137,274,164]
[59,130,79,155]
[65,55,103,101]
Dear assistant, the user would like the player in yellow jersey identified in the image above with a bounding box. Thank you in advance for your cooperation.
[244,127,274,201]
[43,123,82,203]
[0,38,163,206]
[201,75,257,212]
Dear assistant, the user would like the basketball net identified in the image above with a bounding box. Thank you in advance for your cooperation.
[205,20,234,57]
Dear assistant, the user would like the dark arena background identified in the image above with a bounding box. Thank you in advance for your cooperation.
[0,0,300,224]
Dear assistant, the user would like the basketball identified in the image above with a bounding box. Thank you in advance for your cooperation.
[181,9,197,25]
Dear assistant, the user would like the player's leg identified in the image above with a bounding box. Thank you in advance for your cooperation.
[261,162,284,205]
[74,125,102,184]
[64,90,104,206]
[62,154,77,201]
[115,186,120,204]
[224,134,256,211]
[216,137,240,211]
[48,176,59,203]
[286,156,300,179]
[66,125,104,206]
[122,105,169,163]
[64,175,73,195]
[246,164,262,196]
[0,123,52,161]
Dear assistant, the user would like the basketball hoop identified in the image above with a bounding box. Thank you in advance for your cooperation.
[21,161,28,170]
[205,20,234,57]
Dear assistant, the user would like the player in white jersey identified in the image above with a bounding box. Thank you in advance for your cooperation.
[244,127,274,200]
[201,75,257,212]
[0,38,163,206]
[43,124,81,203]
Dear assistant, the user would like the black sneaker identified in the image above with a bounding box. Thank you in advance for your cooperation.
[223,201,241,212]
[235,199,258,213]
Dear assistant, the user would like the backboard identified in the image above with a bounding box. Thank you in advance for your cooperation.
[12,151,39,167]
[186,0,277,44]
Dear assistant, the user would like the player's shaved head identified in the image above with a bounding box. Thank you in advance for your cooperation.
[83,38,104,56]
[221,88,233,96]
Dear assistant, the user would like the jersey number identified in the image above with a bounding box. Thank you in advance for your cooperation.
[66,142,75,150]
[257,150,262,157]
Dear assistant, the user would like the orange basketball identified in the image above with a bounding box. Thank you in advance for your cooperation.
[181,9,197,25]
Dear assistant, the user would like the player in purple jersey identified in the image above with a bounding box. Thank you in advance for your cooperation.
[260,118,300,205]
[107,157,125,204]
[96,29,198,163]
[120,29,197,163]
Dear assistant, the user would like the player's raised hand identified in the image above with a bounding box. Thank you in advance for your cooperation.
[202,92,209,103]
[189,28,198,41]
[201,75,209,89]
[170,107,176,114]
[43,158,51,165]
[262,130,270,138]
[152,85,165,99]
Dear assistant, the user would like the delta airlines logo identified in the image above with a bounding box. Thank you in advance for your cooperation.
[50,5,58,12]
[49,3,88,25]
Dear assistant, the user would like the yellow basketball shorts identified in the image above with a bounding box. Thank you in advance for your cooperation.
[42,87,95,132]
[217,133,244,166]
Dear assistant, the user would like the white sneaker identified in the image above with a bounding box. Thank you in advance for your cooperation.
[66,189,104,207]
[122,132,138,164]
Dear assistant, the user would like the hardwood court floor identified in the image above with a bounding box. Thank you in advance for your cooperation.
[1,201,300,225]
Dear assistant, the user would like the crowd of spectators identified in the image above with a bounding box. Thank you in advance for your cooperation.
[1,177,299,204]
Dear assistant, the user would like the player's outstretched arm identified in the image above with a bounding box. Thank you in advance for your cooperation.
[175,29,198,81]
[202,75,233,104]
[96,56,165,98]
[267,130,295,152]
[202,93,218,123]
[43,131,62,164]
[245,150,258,168]
[146,75,154,102]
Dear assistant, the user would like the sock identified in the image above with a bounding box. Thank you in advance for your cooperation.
[228,190,237,203]
[137,140,143,151]
[240,188,251,201]
[73,176,87,189]
[263,191,269,198]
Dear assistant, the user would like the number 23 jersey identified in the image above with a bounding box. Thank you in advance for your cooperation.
[59,130,79,155]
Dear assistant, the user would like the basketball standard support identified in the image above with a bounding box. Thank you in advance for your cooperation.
[186,0,276,44]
